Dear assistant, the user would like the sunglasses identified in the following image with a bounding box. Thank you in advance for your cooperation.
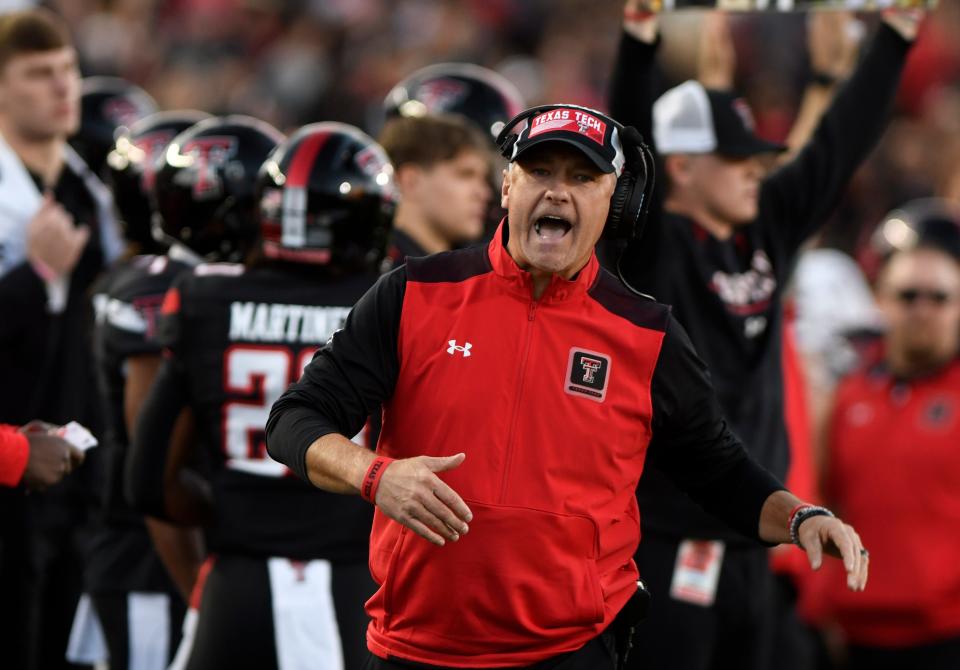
[893,288,956,306]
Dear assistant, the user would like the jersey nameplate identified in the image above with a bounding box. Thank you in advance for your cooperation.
[228,302,350,344]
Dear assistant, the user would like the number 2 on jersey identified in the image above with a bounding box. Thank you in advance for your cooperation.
[222,345,367,477]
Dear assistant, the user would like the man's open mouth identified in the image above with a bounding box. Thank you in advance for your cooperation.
[534,215,572,240]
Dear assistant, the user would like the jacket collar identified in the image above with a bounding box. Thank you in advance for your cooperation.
[486,218,600,303]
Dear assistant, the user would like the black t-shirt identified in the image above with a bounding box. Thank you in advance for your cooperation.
[609,24,911,543]
[85,254,190,594]
[382,228,428,272]
[132,263,377,561]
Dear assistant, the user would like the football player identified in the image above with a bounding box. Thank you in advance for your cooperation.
[128,122,395,669]
[70,76,158,177]
[380,63,523,267]
[86,113,282,668]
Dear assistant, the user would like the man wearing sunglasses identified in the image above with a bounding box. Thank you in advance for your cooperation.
[824,204,960,670]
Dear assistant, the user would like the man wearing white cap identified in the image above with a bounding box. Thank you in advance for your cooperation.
[609,5,921,670]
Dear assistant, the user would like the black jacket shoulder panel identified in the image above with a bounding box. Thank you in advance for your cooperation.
[404,244,492,284]
[588,267,671,333]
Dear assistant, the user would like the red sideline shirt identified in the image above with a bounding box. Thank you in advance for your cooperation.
[826,357,960,647]
[0,424,28,487]
[267,223,784,667]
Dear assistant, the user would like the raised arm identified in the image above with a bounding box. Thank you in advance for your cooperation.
[609,0,660,143]
[760,12,920,253]
[780,11,861,159]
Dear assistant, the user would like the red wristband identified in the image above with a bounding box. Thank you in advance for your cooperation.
[624,8,656,22]
[360,456,394,504]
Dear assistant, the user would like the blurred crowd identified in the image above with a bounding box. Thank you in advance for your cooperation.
[41,0,960,259]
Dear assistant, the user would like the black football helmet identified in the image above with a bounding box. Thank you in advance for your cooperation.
[256,122,397,271]
[383,63,525,141]
[872,198,960,262]
[106,110,211,251]
[153,115,284,262]
[70,77,158,175]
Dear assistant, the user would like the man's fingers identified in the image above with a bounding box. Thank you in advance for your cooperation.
[19,420,55,433]
[423,452,466,473]
[404,513,447,547]
[847,527,868,591]
[858,548,870,592]
[833,525,857,574]
[805,532,823,570]
[420,491,467,538]
[432,479,473,523]
[68,446,85,468]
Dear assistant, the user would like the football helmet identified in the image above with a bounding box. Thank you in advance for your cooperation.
[256,122,397,271]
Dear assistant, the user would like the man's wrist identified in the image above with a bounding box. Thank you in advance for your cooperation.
[789,505,836,548]
[303,433,376,492]
[809,70,842,88]
[360,456,395,504]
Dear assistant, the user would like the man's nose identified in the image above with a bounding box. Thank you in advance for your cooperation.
[53,73,72,96]
[543,179,571,204]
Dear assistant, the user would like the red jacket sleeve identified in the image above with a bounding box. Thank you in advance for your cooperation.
[0,424,29,487]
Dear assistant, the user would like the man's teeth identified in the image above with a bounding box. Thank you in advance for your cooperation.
[535,216,570,239]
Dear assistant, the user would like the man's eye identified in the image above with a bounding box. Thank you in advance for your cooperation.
[575,174,595,183]
[530,167,550,177]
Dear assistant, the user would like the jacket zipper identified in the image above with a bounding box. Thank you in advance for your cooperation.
[498,298,538,502]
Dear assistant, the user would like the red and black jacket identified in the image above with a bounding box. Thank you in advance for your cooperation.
[267,222,784,667]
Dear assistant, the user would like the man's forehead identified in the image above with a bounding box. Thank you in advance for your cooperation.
[883,248,960,287]
[7,46,77,70]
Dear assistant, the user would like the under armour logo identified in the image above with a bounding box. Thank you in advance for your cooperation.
[580,356,602,383]
[447,340,472,357]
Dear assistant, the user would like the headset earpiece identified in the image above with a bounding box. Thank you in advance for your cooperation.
[604,126,654,241]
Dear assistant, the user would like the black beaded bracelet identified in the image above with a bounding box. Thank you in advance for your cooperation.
[790,505,835,548]
[811,70,841,88]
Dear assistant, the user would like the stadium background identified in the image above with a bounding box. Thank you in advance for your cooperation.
[39,0,960,263]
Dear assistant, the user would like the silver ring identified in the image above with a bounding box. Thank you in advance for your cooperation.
[860,548,869,558]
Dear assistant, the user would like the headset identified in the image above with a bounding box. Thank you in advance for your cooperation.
[494,103,656,243]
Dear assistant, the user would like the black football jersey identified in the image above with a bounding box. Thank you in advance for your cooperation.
[89,253,191,593]
[158,263,376,561]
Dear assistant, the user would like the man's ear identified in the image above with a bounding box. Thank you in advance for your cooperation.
[664,154,692,188]
[500,166,511,209]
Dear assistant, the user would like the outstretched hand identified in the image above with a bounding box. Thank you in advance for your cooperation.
[623,0,658,44]
[807,11,861,82]
[881,8,925,42]
[798,514,868,592]
[375,453,473,546]
[698,12,735,90]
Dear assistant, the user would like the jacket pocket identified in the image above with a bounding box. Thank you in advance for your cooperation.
[382,501,604,654]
